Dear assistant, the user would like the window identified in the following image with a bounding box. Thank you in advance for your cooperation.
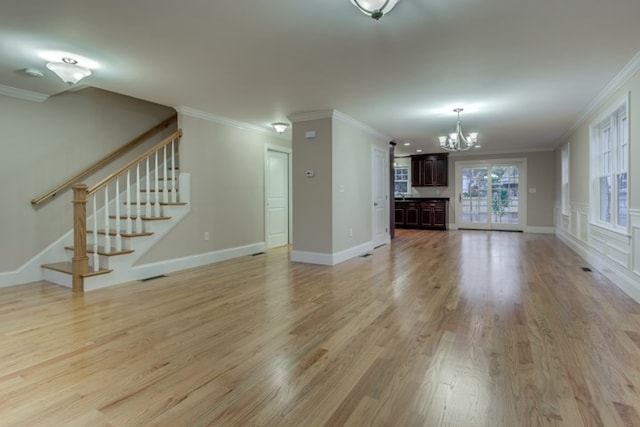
[590,95,629,232]
[561,143,570,216]
[394,166,409,194]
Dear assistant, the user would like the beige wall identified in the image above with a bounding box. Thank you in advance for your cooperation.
[138,112,290,264]
[332,118,388,252]
[395,150,556,228]
[0,88,175,272]
[291,118,334,254]
[290,111,389,257]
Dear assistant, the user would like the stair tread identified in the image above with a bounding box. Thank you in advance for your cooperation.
[109,215,172,221]
[122,202,186,206]
[42,262,112,277]
[88,229,154,237]
[64,246,135,256]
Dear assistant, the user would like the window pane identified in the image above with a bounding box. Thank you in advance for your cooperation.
[617,173,628,227]
[601,127,611,174]
[599,176,611,223]
[620,116,628,172]
[394,182,407,193]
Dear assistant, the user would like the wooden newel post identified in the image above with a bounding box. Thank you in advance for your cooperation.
[72,184,89,293]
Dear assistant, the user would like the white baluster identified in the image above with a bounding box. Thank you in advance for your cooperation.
[136,163,143,232]
[114,178,122,252]
[145,157,151,218]
[92,196,99,272]
[103,186,111,254]
[154,150,161,216]
[171,139,177,203]
[126,170,133,234]
[163,144,168,203]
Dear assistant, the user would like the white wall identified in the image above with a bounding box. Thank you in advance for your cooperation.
[0,88,175,274]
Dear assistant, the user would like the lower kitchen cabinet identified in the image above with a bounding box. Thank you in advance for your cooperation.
[395,199,448,230]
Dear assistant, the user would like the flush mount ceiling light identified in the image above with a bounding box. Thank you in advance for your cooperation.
[46,57,92,85]
[438,108,479,152]
[350,0,400,20]
[271,122,289,134]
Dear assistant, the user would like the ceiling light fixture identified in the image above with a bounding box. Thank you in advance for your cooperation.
[350,0,400,20]
[46,57,92,85]
[439,108,478,151]
[271,122,289,134]
[23,68,44,78]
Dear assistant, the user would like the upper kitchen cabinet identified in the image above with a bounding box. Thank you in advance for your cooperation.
[411,153,448,186]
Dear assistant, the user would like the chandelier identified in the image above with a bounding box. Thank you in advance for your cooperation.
[350,0,400,20]
[46,57,92,85]
[438,108,478,151]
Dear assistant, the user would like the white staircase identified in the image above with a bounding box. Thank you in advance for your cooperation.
[41,130,189,291]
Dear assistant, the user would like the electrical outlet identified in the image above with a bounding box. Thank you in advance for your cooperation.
[204,231,210,241]
[349,228,353,237]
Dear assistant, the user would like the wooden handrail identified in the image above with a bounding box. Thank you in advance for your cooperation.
[31,114,177,206]
[87,129,183,196]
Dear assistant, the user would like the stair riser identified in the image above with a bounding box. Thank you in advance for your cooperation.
[105,218,150,234]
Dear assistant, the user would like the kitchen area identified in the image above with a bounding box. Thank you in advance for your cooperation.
[393,152,450,231]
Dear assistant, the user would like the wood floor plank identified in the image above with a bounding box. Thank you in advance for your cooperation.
[1,229,640,426]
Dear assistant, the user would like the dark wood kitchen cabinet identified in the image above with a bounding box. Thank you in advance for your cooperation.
[395,199,448,230]
[420,201,447,229]
[411,153,448,187]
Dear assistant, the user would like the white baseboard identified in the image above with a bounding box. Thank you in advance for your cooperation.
[525,226,555,234]
[291,241,374,266]
[131,242,267,281]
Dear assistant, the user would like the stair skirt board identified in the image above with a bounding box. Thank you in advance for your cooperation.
[82,242,267,291]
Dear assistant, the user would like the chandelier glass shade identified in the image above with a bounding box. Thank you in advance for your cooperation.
[46,57,91,85]
[350,0,400,20]
[271,122,289,134]
[438,108,478,151]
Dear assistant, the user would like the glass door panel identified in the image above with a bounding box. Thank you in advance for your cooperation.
[457,161,524,231]
[490,165,520,227]
[460,166,490,229]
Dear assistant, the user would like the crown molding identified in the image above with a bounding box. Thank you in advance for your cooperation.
[0,84,48,102]
[174,105,288,140]
[558,49,640,147]
[288,109,391,141]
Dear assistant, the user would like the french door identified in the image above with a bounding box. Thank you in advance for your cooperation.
[455,159,526,231]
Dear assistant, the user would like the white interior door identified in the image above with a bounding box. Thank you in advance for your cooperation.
[372,146,389,246]
[455,159,526,231]
[266,149,289,248]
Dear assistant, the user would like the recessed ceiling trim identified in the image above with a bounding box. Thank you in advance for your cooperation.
[559,48,640,148]
[0,84,49,102]
[175,106,288,140]
[288,109,391,141]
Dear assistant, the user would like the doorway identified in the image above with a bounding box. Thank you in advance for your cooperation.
[455,159,526,231]
[372,146,390,246]
[266,148,291,248]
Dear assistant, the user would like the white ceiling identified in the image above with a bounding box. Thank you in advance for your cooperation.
[2,0,640,156]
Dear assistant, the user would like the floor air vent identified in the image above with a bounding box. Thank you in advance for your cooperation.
[581,267,592,272]
[140,274,167,282]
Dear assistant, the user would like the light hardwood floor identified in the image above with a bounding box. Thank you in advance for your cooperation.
[1,229,640,426]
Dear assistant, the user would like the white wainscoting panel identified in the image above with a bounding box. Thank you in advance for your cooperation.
[631,209,640,277]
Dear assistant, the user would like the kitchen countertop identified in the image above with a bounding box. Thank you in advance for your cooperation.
[394,197,450,201]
